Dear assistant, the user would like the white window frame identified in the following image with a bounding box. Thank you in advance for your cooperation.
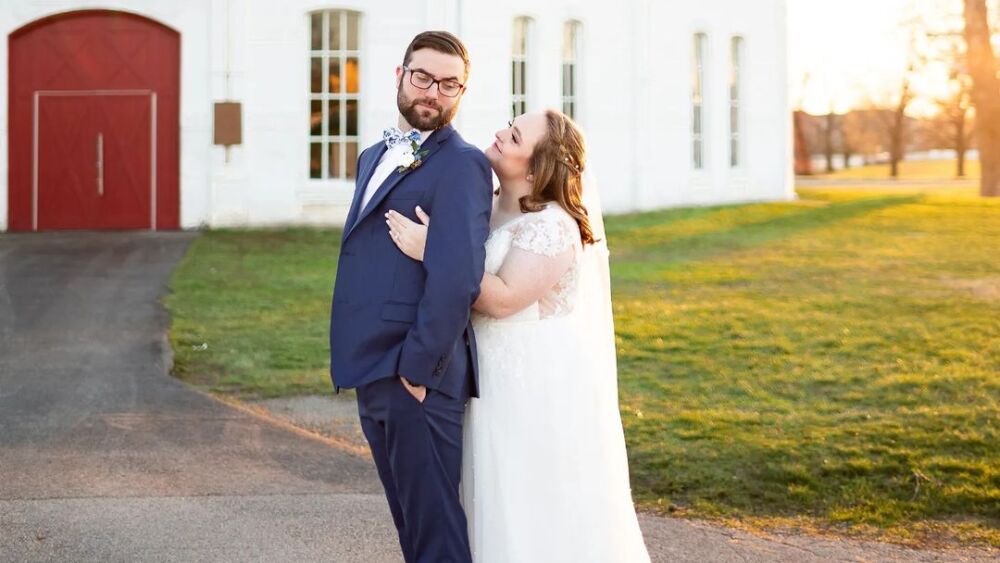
[562,20,582,121]
[729,36,744,169]
[309,10,361,182]
[692,32,708,171]
[512,16,533,118]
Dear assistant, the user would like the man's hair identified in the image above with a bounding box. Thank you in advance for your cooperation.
[402,31,470,79]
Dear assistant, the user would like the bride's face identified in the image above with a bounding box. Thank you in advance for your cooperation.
[485,112,547,183]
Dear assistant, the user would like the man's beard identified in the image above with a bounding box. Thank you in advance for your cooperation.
[397,86,459,131]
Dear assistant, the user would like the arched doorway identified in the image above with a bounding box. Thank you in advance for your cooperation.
[8,10,180,231]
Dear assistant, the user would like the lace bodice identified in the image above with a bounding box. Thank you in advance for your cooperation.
[475,204,581,323]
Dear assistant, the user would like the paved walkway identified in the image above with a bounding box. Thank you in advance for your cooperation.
[796,177,978,187]
[0,232,995,562]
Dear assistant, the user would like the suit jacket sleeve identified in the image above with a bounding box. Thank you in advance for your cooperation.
[397,149,493,388]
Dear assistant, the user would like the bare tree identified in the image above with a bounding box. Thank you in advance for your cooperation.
[840,114,854,169]
[793,111,814,175]
[868,14,926,178]
[963,0,1000,196]
[824,111,837,173]
[871,68,916,178]
[841,110,883,164]
[922,33,977,177]
[890,73,914,178]
[792,73,815,175]
[937,77,976,177]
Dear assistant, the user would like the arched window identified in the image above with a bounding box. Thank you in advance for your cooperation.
[692,32,708,170]
[562,21,582,120]
[309,10,361,181]
[729,36,744,168]
[512,16,532,118]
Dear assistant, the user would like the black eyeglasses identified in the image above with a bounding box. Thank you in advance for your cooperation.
[403,66,465,97]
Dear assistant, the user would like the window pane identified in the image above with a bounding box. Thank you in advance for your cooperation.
[327,100,340,136]
[693,32,706,172]
[730,36,742,170]
[329,11,341,50]
[329,142,342,179]
[346,57,360,93]
[329,57,342,93]
[311,100,322,135]
[311,57,323,93]
[568,64,575,96]
[694,34,706,97]
[346,100,358,136]
[346,142,359,179]
[512,20,525,56]
[519,62,527,98]
[563,23,576,61]
[346,12,359,50]
[310,142,322,178]
[311,13,323,51]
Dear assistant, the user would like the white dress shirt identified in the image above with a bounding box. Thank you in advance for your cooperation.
[360,128,433,211]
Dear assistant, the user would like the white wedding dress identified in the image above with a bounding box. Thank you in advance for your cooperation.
[460,200,651,563]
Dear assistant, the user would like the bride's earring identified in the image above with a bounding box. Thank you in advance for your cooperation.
[526,173,534,182]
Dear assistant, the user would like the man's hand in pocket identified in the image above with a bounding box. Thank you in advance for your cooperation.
[400,375,427,403]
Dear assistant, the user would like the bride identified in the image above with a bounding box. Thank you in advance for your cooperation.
[385,109,650,562]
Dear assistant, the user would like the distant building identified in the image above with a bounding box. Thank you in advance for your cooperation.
[2,0,792,231]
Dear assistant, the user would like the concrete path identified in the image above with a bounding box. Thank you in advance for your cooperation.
[0,232,995,562]
[795,178,978,187]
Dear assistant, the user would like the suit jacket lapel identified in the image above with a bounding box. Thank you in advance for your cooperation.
[345,125,455,240]
[343,144,387,241]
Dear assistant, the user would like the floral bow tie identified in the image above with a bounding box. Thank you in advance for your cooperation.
[383,127,421,150]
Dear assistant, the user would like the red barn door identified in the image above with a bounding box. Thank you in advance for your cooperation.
[9,10,180,231]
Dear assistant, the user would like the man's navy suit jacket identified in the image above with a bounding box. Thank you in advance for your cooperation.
[329,124,493,399]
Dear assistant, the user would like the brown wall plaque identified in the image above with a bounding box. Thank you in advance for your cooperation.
[214,101,242,146]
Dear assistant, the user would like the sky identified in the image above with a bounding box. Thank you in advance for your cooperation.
[787,0,972,115]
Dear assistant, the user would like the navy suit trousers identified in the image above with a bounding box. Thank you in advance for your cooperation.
[356,368,472,563]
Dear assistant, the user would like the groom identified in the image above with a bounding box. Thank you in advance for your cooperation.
[329,31,492,563]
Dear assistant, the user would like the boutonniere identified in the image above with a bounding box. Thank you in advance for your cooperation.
[396,140,430,173]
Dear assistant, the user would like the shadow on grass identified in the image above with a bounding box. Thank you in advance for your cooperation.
[612,194,922,282]
[625,414,1000,545]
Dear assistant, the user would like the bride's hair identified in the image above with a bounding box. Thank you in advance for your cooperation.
[516,110,596,245]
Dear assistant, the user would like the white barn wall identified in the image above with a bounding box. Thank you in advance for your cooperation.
[642,0,794,210]
[1,0,791,231]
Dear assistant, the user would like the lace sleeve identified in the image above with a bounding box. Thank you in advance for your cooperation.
[509,208,578,257]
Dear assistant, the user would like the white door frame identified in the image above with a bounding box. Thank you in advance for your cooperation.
[32,89,158,231]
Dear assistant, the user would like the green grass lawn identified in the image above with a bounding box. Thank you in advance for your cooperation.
[165,186,1000,546]
[809,158,980,180]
